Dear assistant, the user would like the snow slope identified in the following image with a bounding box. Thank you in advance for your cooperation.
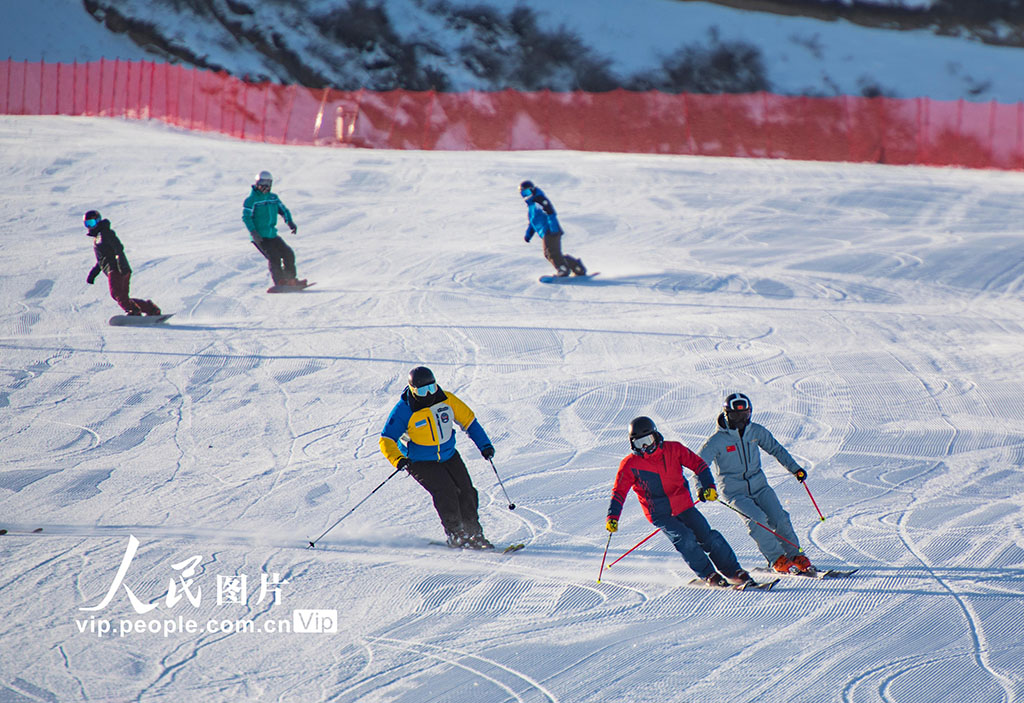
[2,115,1024,702]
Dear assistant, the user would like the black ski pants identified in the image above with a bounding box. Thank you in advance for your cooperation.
[406,451,481,537]
[253,236,297,285]
[542,232,583,274]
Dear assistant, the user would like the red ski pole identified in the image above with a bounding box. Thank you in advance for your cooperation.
[717,500,804,553]
[597,532,613,584]
[607,528,660,568]
[803,481,826,521]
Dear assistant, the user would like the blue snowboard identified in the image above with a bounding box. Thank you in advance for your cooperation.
[538,272,600,284]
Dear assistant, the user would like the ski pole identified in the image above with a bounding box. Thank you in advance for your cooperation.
[597,532,613,584]
[307,466,403,548]
[607,528,660,568]
[487,458,516,510]
[717,500,804,553]
[802,480,826,521]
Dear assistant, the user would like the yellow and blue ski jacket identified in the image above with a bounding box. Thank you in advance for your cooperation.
[379,388,492,466]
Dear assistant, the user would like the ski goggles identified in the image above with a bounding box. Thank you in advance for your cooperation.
[631,433,656,452]
[410,382,437,397]
[520,187,533,198]
[84,218,99,228]
[725,398,750,411]
[725,408,751,425]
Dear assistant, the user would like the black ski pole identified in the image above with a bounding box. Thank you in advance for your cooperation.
[487,458,516,510]
[307,466,403,548]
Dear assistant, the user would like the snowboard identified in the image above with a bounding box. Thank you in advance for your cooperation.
[539,272,600,284]
[267,281,315,293]
[108,313,174,326]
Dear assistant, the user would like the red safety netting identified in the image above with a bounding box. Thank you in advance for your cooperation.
[3,59,1022,170]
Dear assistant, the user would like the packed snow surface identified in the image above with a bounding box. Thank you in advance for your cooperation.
[2,115,1024,702]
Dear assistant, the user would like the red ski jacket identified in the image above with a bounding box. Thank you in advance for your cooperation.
[607,440,715,523]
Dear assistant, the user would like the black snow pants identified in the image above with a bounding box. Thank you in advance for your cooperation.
[253,236,297,285]
[406,451,481,537]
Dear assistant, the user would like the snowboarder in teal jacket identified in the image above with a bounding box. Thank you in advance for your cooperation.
[242,170,305,287]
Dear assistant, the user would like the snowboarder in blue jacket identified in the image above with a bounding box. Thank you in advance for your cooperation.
[520,180,586,277]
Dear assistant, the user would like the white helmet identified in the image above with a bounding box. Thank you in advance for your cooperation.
[255,170,273,184]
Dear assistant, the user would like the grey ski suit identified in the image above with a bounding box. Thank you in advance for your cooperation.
[698,413,805,564]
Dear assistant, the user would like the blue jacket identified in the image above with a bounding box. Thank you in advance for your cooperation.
[379,388,492,465]
[523,187,563,242]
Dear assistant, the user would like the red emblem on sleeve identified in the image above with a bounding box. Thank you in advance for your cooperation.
[726,445,737,452]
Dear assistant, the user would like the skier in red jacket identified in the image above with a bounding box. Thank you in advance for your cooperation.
[606,416,752,587]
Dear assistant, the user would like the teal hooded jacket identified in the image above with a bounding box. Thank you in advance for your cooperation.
[242,187,294,240]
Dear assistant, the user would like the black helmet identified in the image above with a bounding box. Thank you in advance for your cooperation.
[408,366,438,398]
[628,416,663,455]
[84,210,102,231]
[723,392,752,429]
[519,180,534,191]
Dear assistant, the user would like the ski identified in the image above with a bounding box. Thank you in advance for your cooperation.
[753,567,858,580]
[688,576,779,591]
[0,528,44,536]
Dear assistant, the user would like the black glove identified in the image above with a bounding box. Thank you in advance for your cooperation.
[288,222,297,234]
[86,271,98,285]
[794,469,807,482]
[396,458,409,472]
[481,445,495,460]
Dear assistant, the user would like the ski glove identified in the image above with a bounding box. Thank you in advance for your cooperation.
[699,486,718,502]
[288,222,297,234]
[396,458,409,472]
[86,271,98,285]
[524,227,534,243]
[794,469,807,482]
[481,445,495,460]
[605,518,618,533]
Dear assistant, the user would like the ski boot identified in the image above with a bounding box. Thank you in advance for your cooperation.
[704,572,729,588]
[445,529,470,549]
[466,532,494,550]
[727,569,755,587]
[791,554,816,575]
[772,555,795,574]
[570,259,587,276]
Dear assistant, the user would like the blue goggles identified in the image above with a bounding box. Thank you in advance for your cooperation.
[520,188,533,198]
[410,382,437,397]
[84,218,99,228]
